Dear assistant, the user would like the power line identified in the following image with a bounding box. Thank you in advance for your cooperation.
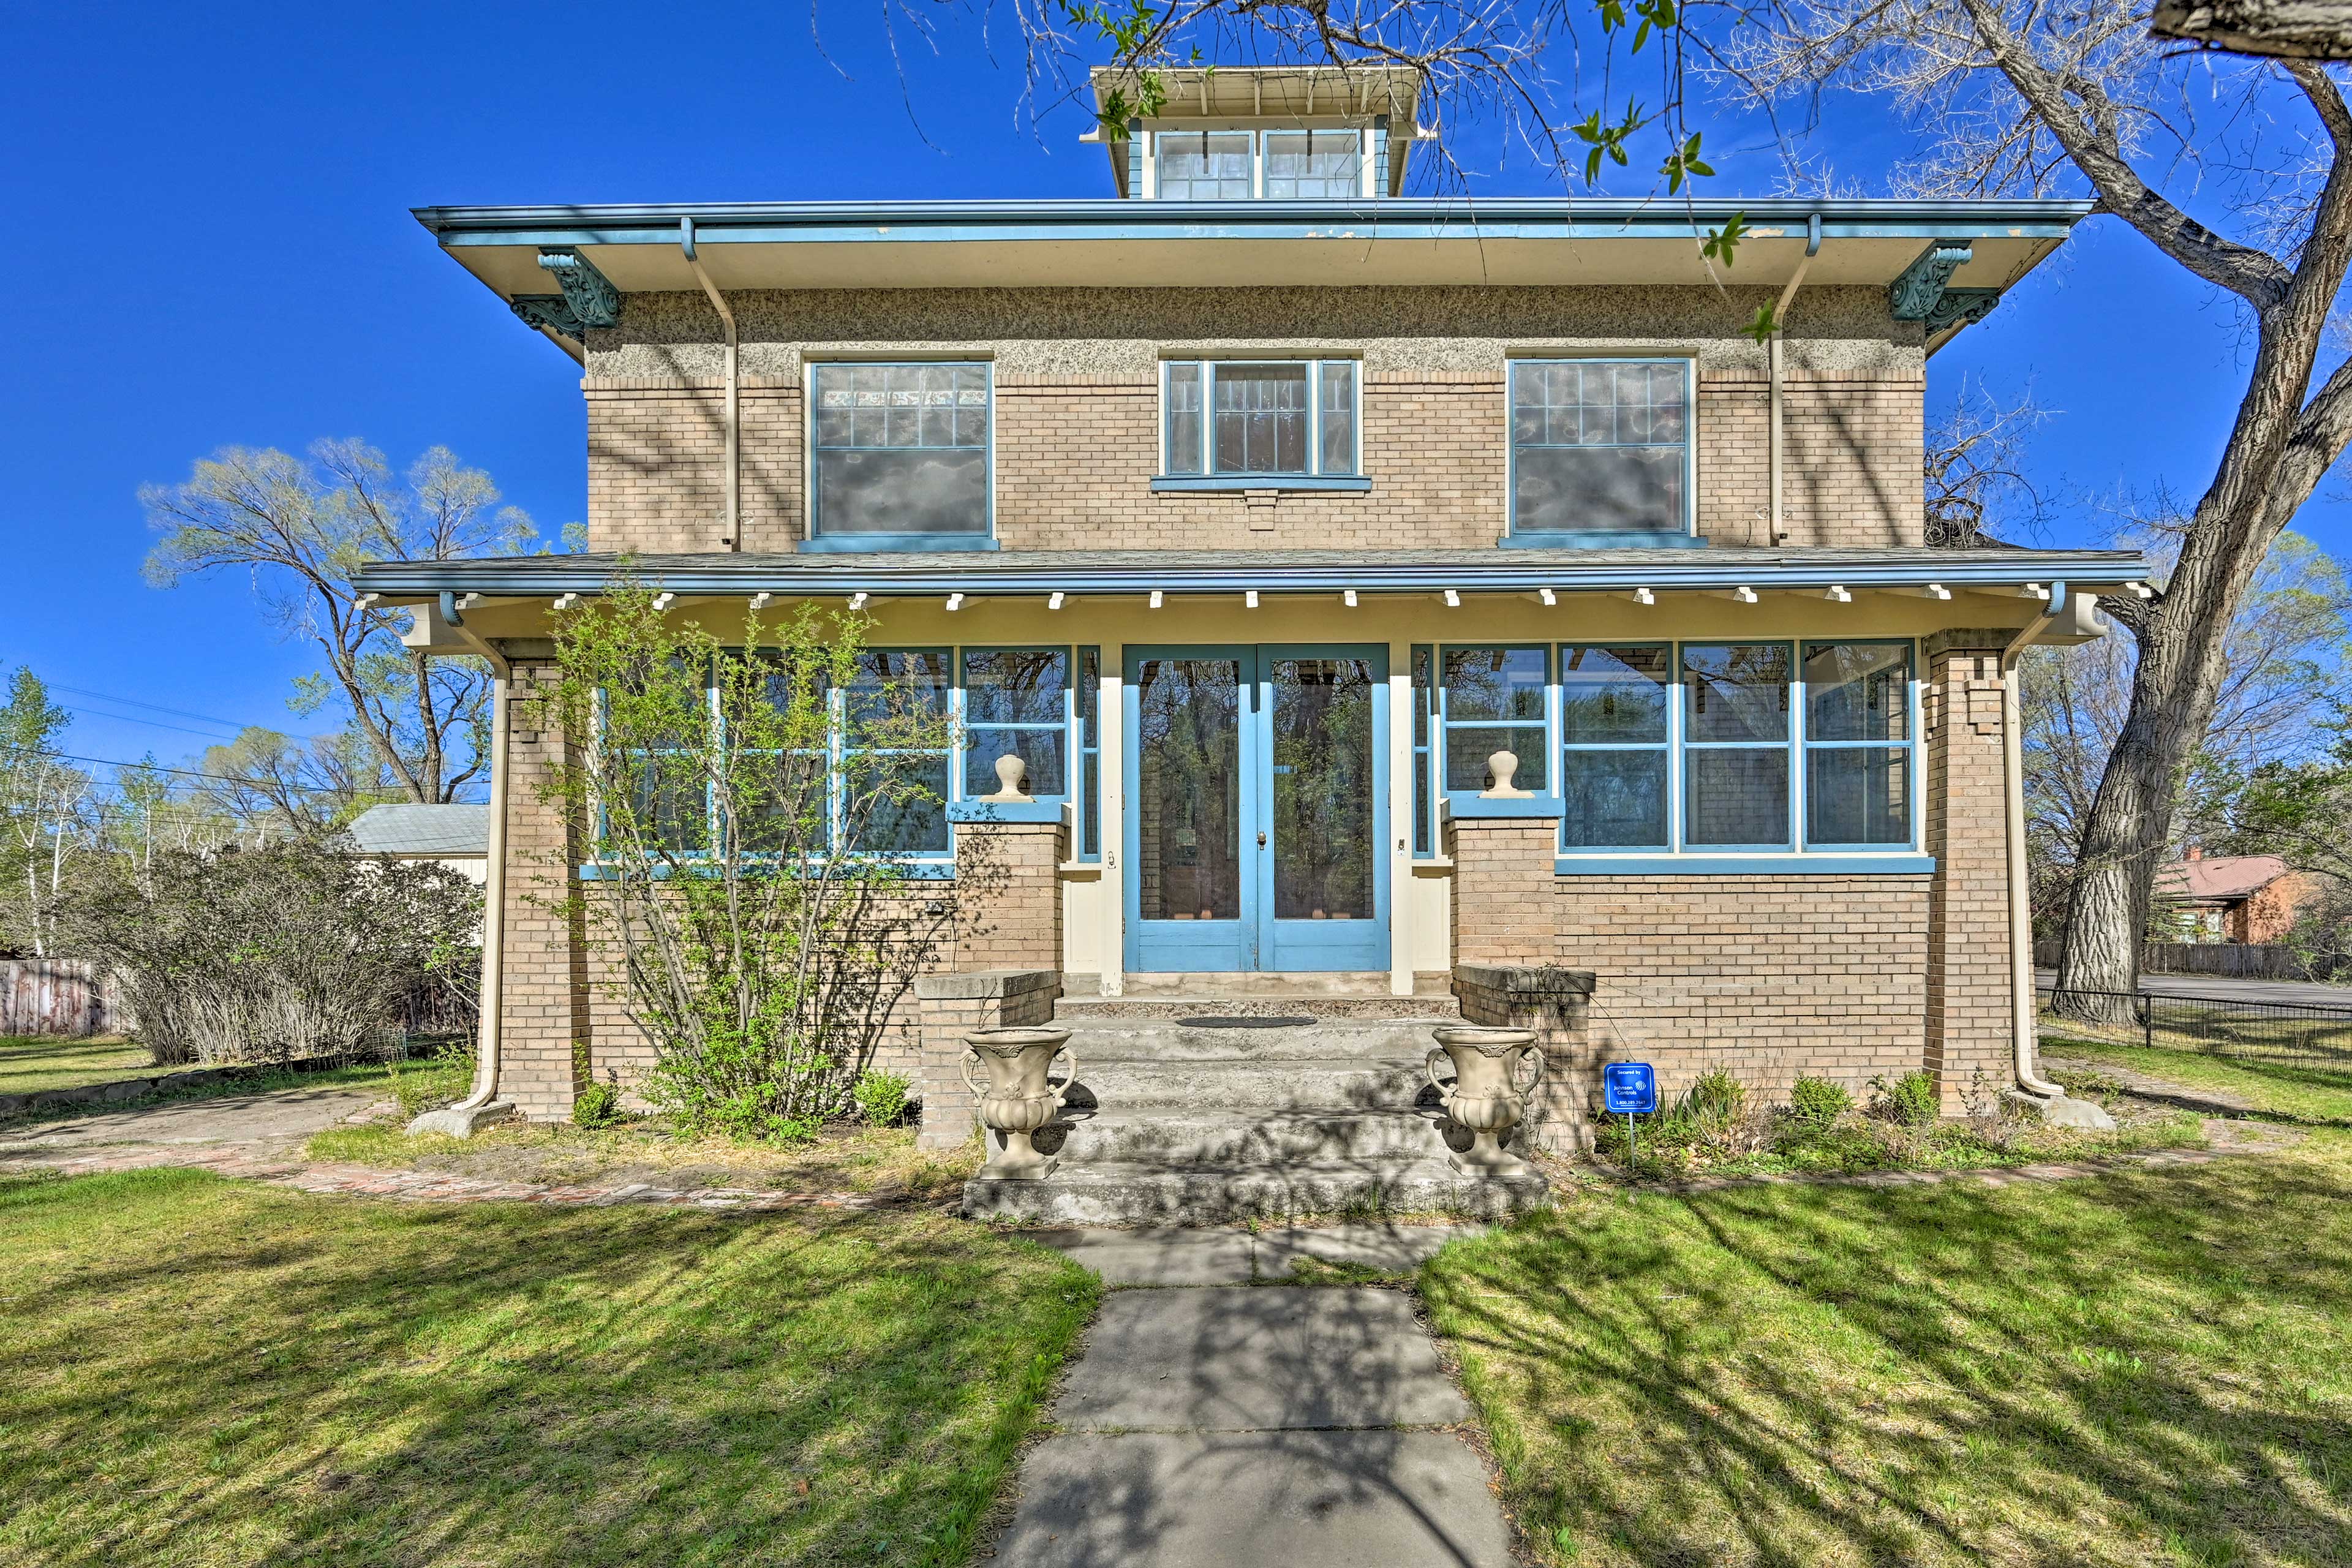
[57,703,246,744]
[48,683,285,733]
[47,750,382,797]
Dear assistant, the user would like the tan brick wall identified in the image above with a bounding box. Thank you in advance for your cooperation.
[584,368,1925,555]
[1924,648,2016,1112]
[951,818,1066,971]
[1445,815,1564,965]
[496,661,594,1121]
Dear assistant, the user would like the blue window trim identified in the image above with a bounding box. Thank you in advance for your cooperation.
[1799,639,1923,854]
[959,645,1078,845]
[1436,644,1553,810]
[1076,645,1102,863]
[1158,358,1362,483]
[1678,640,1796,853]
[1557,641,1675,853]
[807,361,995,549]
[1553,854,1934,876]
[1506,357,1696,542]
[1411,644,1436,859]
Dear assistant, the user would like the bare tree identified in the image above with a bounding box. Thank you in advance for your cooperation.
[1924,378,2056,547]
[1721,1,2352,1008]
[2150,0,2352,61]
[142,442,538,805]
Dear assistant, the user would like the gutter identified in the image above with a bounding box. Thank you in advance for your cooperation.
[1766,213,1823,545]
[2001,585,2075,1100]
[681,217,741,551]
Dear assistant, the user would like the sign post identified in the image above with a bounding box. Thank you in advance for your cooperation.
[1601,1062,1657,1163]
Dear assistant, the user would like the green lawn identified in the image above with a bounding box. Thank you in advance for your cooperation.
[0,1035,156,1096]
[2045,1035,2352,1129]
[0,1167,1095,1567]
[1426,1134,2352,1566]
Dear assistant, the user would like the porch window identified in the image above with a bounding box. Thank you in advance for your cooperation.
[1411,645,1434,856]
[843,651,954,856]
[809,362,992,543]
[1163,360,1359,478]
[1803,643,1914,848]
[961,649,1068,801]
[1077,646,1103,861]
[1509,360,1691,538]
[1559,645,1670,849]
[1681,643,1791,849]
[1441,646,1548,795]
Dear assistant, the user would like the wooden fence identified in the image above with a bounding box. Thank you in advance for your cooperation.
[2034,940,2348,983]
[0,957,123,1037]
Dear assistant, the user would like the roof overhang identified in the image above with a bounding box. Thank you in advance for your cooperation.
[415,198,2090,344]
[357,546,2150,606]
[1082,64,1434,196]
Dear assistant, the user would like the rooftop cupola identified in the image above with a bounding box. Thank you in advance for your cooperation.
[1086,64,1430,200]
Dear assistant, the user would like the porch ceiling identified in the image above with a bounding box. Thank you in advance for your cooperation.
[355,545,2150,605]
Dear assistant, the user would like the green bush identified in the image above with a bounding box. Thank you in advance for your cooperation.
[571,1080,624,1129]
[853,1070,913,1127]
[1871,1069,1940,1127]
[1675,1068,1749,1132]
[1787,1076,1853,1129]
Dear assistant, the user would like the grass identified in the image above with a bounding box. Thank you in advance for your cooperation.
[1424,1131,2352,1566]
[0,1035,157,1096]
[2045,1035,2352,1129]
[306,1117,985,1204]
[0,1166,1096,1567]
[0,1044,474,1133]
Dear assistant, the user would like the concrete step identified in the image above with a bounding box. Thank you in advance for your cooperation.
[1061,1017,1452,1063]
[1067,1058,1441,1113]
[1049,1107,1450,1164]
[963,1156,1550,1225]
[1057,993,1461,1022]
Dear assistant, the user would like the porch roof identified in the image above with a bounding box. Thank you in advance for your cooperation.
[354,545,2149,604]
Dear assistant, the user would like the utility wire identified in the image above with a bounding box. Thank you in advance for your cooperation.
[45,750,387,797]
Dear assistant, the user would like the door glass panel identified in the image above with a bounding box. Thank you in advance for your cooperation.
[1269,657,1376,922]
[1137,658,1242,922]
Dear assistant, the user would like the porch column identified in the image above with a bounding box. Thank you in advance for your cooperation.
[947,799,1066,972]
[1386,641,1415,996]
[1441,786,1565,968]
[1923,635,2016,1113]
[496,658,594,1121]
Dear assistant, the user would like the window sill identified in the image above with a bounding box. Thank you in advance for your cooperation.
[796,533,1000,554]
[946,799,1064,825]
[1553,854,1934,876]
[1150,475,1372,494]
[577,860,957,881]
[1498,531,1708,550]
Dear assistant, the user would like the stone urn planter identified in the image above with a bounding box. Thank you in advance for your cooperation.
[962,1025,1077,1180]
[1427,1025,1544,1175]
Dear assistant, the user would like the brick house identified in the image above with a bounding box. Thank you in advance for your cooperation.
[360,67,2146,1211]
[2156,848,2324,944]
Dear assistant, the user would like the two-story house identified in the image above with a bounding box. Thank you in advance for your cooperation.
[363,66,2141,1215]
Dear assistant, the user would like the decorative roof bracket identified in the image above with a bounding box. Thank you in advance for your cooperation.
[535,246,622,330]
[1926,287,2002,334]
[509,294,587,337]
[1890,241,1975,321]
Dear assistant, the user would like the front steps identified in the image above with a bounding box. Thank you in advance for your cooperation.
[962,1010,1550,1224]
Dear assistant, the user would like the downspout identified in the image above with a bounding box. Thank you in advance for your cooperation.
[1766,212,1822,545]
[429,595,516,1121]
[2001,582,2068,1099]
[681,217,741,551]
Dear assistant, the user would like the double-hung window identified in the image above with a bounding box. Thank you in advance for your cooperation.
[1559,646,1672,849]
[962,649,1069,803]
[1509,360,1691,540]
[842,651,953,856]
[1262,131,1362,198]
[1440,647,1548,797]
[1162,360,1359,480]
[1803,643,1914,848]
[1681,644,1793,850]
[809,363,992,546]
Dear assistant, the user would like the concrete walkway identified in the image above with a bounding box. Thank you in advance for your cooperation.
[993,1224,1514,1566]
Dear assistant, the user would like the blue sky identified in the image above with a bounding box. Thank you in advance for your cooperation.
[2,1,2342,781]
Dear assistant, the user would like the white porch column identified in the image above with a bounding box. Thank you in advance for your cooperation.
[1096,646,1126,996]
[1387,639,1414,997]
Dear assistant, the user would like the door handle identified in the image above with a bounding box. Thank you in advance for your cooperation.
[1257,831,1268,847]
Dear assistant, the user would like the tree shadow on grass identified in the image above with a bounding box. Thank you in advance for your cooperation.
[0,1168,1095,1568]
[1424,1155,2352,1566]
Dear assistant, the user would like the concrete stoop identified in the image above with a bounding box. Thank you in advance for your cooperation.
[960,1011,1552,1223]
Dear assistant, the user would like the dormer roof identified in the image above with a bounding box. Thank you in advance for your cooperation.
[1083,64,1433,196]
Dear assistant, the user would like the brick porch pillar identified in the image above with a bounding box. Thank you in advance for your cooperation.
[947,798,1066,971]
[1923,635,2018,1114]
[913,969,1064,1149]
[1442,789,1566,967]
[496,658,593,1122]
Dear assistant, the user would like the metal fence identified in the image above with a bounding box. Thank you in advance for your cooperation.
[2038,985,2352,1076]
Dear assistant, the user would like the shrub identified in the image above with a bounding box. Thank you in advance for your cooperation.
[1871,1069,1941,1127]
[852,1070,913,1127]
[1787,1076,1853,1129]
[571,1080,624,1129]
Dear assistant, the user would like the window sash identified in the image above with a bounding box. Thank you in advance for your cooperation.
[1559,644,1672,850]
[1507,359,1692,536]
[1800,641,1919,851]
[1161,360,1359,477]
[809,362,993,540]
[1438,646,1550,797]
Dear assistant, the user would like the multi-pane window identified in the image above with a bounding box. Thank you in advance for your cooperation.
[810,363,991,540]
[843,651,954,855]
[962,649,1068,801]
[1441,647,1548,794]
[1804,643,1912,847]
[1163,360,1358,477]
[1077,647,1102,861]
[1681,644,1792,849]
[1559,646,1671,849]
[1509,360,1691,535]
[1263,131,1361,198]
[1411,646,1434,856]
[1156,132,1254,199]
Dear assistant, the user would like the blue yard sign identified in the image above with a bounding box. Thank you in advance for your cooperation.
[1602,1063,1657,1162]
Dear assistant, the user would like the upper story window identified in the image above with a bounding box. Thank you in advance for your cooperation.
[1509,360,1691,539]
[1163,360,1358,478]
[1147,129,1373,200]
[810,363,992,544]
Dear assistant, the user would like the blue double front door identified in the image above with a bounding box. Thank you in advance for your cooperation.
[1123,645,1391,973]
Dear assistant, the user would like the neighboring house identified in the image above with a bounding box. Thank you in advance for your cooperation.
[2155,847,2321,944]
[355,64,2147,1162]
[344,803,491,887]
